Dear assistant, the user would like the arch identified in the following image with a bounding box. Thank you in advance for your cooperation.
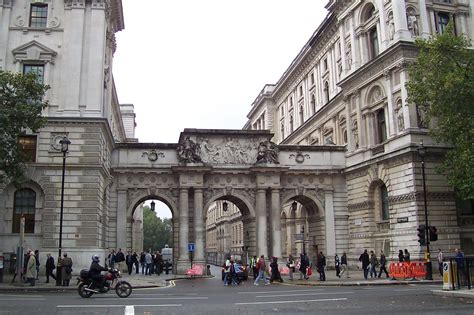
[203,192,255,219]
[127,191,177,219]
[359,1,377,24]
[366,84,386,105]
[281,193,323,218]
[368,179,390,222]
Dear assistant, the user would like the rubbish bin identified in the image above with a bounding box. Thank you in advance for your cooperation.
[443,261,457,290]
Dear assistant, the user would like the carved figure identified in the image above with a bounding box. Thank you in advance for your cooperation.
[256,140,279,164]
[387,12,395,40]
[416,104,428,128]
[177,136,202,163]
[345,43,352,69]
[352,119,359,149]
[407,9,419,36]
[397,108,405,131]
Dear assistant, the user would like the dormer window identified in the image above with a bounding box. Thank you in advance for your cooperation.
[30,3,48,28]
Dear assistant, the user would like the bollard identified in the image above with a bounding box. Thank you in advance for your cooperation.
[206,264,211,276]
[443,261,457,290]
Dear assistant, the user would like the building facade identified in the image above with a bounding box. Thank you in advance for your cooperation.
[244,0,474,263]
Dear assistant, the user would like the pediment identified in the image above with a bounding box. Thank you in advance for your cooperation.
[12,40,57,63]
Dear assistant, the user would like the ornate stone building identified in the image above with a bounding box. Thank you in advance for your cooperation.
[244,0,474,262]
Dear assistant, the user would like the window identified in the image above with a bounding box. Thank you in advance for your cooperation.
[13,189,36,233]
[437,12,450,33]
[381,185,389,220]
[310,73,315,85]
[23,64,44,84]
[299,85,303,97]
[323,58,328,71]
[290,115,294,133]
[29,3,48,28]
[323,81,329,104]
[369,27,379,60]
[289,97,294,108]
[280,106,284,117]
[18,135,37,162]
[280,122,285,139]
[376,109,387,143]
[299,106,304,125]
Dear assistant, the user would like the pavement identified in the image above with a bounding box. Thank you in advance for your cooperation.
[0,264,472,299]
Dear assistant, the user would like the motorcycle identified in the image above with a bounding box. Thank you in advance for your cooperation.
[77,268,132,298]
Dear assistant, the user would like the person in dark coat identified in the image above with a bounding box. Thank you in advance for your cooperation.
[299,252,309,280]
[60,253,73,286]
[45,253,56,283]
[132,251,139,274]
[335,254,341,278]
[89,255,109,290]
[34,250,40,280]
[378,250,389,278]
[270,257,283,283]
[359,249,370,280]
[317,251,326,281]
[126,251,134,275]
[398,250,404,262]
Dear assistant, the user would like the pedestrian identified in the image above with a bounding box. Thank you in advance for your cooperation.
[270,257,283,283]
[299,252,309,280]
[398,250,404,262]
[25,251,37,286]
[223,256,231,285]
[287,254,295,280]
[145,250,152,275]
[250,255,258,280]
[107,249,116,268]
[60,253,73,286]
[378,250,389,278]
[126,250,133,275]
[133,251,139,274]
[317,251,326,281]
[254,255,270,286]
[140,251,146,274]
[340,252,349,278]
[437,249,444,277]
[404,249,410,263]
[23,250,30,283]
[369,251,378,278]
[335,254,341,278]
[229,256,239,285]
[45,253,56,283]
[115,248,125,272]
[359,249,370,280]
[455,248,466,279]
[34,250,40,280]
[155,251,163,275]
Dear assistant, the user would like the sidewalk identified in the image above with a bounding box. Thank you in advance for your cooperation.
[0,271,170,292]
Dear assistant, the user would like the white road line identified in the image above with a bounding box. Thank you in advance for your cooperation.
[0,298,45,301]
[0,295,43,298]
[255,291,354,298]
[125,305,134,315]
[394,288,430,292]
[238,289,324,294]
[235,297,348,305]
[57,305,182,308]
[117,297,208,300]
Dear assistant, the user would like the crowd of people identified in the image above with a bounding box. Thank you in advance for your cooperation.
[105,248,172,276]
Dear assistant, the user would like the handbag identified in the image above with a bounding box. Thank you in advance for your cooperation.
[306,267,313,276]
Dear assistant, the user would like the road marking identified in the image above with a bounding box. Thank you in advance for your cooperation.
[57,305,182,308]
[0,294,43,298]
[0,298,45,301]
[235,297,348,305]
[394,288,431,292]
[123,297,208,300]
[255,291,354,298]
[125,305,134,315]
[128,293,198,296]
[238,289,324,294]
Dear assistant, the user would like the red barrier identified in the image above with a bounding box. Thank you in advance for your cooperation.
[389,262,426,279]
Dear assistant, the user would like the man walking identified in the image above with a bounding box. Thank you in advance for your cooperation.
[359,249,370,280]
[126,250,134,275]
[369,251,378,278]
[340,252,349,278]
[378,250,389,278]
[115,248,125,272]
[254,255,269,286]
[45,253,56,283]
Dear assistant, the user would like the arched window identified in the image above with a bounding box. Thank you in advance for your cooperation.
[381,185,389,220]
[376,109,387,143]
[13,188,36,233]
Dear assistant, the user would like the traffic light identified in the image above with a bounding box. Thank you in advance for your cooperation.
[429,226,438,242]
[417,224,426,245]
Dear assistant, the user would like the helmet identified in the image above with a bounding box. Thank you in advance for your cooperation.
[92,254,100,262]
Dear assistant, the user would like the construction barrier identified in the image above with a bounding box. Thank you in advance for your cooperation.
[389,262,427,279]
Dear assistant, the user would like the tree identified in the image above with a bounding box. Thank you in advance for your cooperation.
[143,206,173,252]
[0,70,49,185]
[406,23,474,200]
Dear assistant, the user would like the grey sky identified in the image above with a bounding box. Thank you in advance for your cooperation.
[114,0,328,144]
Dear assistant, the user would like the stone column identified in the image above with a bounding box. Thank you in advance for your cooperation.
[349,13,360,69]
[400,65,416,129]
[256,189,268,258]
[271,189,282,259]
[376,0,388,49]
[116,189,127,250]
[177,188,189,272]
[384,70,396,137]
[354,91,366,148]
[392,0,411,41]
[339,21,347,75]
[418,0,431,38]
[324,189,336,257]
[194,188,205,262]
[344,95,354,151]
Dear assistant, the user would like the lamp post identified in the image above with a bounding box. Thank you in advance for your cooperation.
[150,200,156,212]
[417,140,433,280]
[56,136,70,286]
[301,225,305,255]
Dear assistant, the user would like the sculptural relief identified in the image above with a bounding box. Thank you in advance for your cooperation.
[256,140,279,164]
[177,136,202,163]
[195,137,259,164]
[407,8,419,36]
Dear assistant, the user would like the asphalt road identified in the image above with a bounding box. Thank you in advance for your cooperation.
[0,275,472,315]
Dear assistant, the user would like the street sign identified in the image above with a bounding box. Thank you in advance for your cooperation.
[295,233,304,241]
[188,243,195,252]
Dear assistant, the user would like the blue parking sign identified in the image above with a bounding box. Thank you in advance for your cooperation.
[188,243,195,252]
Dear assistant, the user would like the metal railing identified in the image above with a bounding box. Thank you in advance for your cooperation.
[448,256,473,290]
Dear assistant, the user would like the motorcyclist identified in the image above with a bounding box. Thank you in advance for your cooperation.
[89,254,109,290]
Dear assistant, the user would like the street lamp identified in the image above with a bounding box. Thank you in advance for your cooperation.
[56,136,70,286]
[222,201,228,212]
[150,200,155,212]
[417,139,433,280]
[301,225,305,255]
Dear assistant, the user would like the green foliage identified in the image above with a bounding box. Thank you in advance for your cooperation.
[0,70,49,185]
[143,205,173,252]
[406,23,474,200]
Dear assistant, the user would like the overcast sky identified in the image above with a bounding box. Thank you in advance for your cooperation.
[113,0,328,218]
